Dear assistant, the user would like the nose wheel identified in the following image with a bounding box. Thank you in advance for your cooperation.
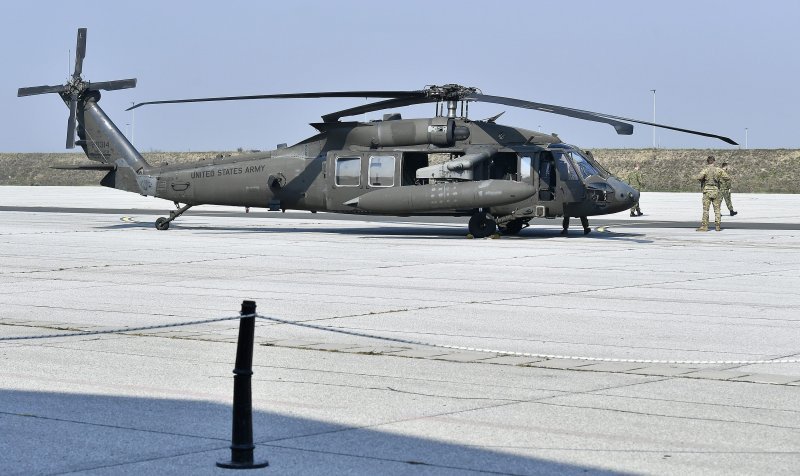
[154,203,193,230]
[468,211,497,238]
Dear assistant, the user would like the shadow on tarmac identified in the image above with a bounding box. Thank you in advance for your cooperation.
[99,221,653,243]
[0,389,618,475]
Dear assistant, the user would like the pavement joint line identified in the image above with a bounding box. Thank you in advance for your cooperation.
[0,409,228,442]
[531,399,800,432]
[0,315,243,341]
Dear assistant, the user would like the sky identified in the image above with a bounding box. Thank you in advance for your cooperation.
[2,0,799,152]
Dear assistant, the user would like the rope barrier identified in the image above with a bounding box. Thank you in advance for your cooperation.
[4,312,798,366]
[256,315,800,366]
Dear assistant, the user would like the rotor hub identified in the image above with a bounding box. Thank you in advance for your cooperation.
[424,84,480,101]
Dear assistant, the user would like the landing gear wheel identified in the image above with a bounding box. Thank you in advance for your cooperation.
[155,217,170,230]
[500,219,524,235]
[468,211,497,238]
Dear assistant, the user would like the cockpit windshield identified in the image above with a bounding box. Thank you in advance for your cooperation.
[567,150,601,179]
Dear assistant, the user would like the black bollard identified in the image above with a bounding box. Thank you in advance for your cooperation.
[217,300,269,469]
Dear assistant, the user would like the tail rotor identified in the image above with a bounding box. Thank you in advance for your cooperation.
[17,28,137,149]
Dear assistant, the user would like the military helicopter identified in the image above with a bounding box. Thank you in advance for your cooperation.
[19,29,737,237]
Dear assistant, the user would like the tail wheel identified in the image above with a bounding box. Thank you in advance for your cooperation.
[468,211,497,238]
[155,217,170,230]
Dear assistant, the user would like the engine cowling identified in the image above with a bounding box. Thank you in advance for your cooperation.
[347,118,469,147]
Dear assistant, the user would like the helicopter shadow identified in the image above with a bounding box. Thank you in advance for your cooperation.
[508,228,653,244]
[100,221,468,239]
[99,221,654,243]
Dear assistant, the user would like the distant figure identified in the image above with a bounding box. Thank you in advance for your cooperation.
[720,162,737,216]
[626,163,644,216]
[562,216,591,235]
[693,156,730,231]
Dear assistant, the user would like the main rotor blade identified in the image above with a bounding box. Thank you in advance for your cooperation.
[467,93,738,145]
[579,110,739,146]
[466,94,634,135]
[17,84,67,97]
[73,28,87,78]
[127,90,427,111]
[88,78,137,91]
[66,94,78,149]
[322,96,436,122]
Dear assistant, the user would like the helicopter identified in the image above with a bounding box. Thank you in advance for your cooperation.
[19,29,737,238]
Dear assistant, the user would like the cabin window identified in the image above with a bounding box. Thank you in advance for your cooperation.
[335,156,361,186]
[520,156,532,181]
[368,155,395,187]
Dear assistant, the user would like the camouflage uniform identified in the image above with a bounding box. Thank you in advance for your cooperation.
[694,164,730,231]
[626,168,644,216]
[720,169,736,215]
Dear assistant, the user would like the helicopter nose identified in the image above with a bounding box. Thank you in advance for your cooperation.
[606,177,639,210]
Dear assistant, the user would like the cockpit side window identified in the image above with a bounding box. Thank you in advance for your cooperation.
[554,152,579,181]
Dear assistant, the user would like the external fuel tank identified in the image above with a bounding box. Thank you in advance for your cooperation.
[343,180,536,213]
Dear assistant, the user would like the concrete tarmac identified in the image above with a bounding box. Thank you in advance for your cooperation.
[1,186,799,475]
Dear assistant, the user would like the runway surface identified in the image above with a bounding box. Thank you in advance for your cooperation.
[2,187,800,475]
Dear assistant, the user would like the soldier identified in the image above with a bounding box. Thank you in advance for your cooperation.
[561,215,591,235]
[626,163,644,216]
[693,156,730,231]
[720,162,737,216]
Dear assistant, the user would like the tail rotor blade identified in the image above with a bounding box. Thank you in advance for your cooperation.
[73,28,87,78]
[66,95,78,149]
[88,78,137,91]
[17,84,67,97]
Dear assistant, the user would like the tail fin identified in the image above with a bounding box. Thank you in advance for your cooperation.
[79,92,156,195]
[18,28,155,195]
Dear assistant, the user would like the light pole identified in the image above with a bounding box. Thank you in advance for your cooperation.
[745,128,748,149]
[650,89,656,148]
[130,102,135,144]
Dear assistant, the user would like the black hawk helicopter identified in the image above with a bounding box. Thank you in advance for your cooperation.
[19,29,737,237]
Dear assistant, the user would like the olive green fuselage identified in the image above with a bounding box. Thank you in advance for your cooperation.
[143,118,638,221]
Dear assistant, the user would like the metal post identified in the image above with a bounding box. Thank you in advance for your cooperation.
[650,89,656,148]
[217,300,268,469]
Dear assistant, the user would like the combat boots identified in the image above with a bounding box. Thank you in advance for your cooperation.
[696,226,709,232]
[715,224,722,231]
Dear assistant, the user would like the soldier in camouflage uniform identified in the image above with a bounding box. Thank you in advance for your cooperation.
[626,163,644,216]
[693,156,730,231]
[720,162,737,216]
